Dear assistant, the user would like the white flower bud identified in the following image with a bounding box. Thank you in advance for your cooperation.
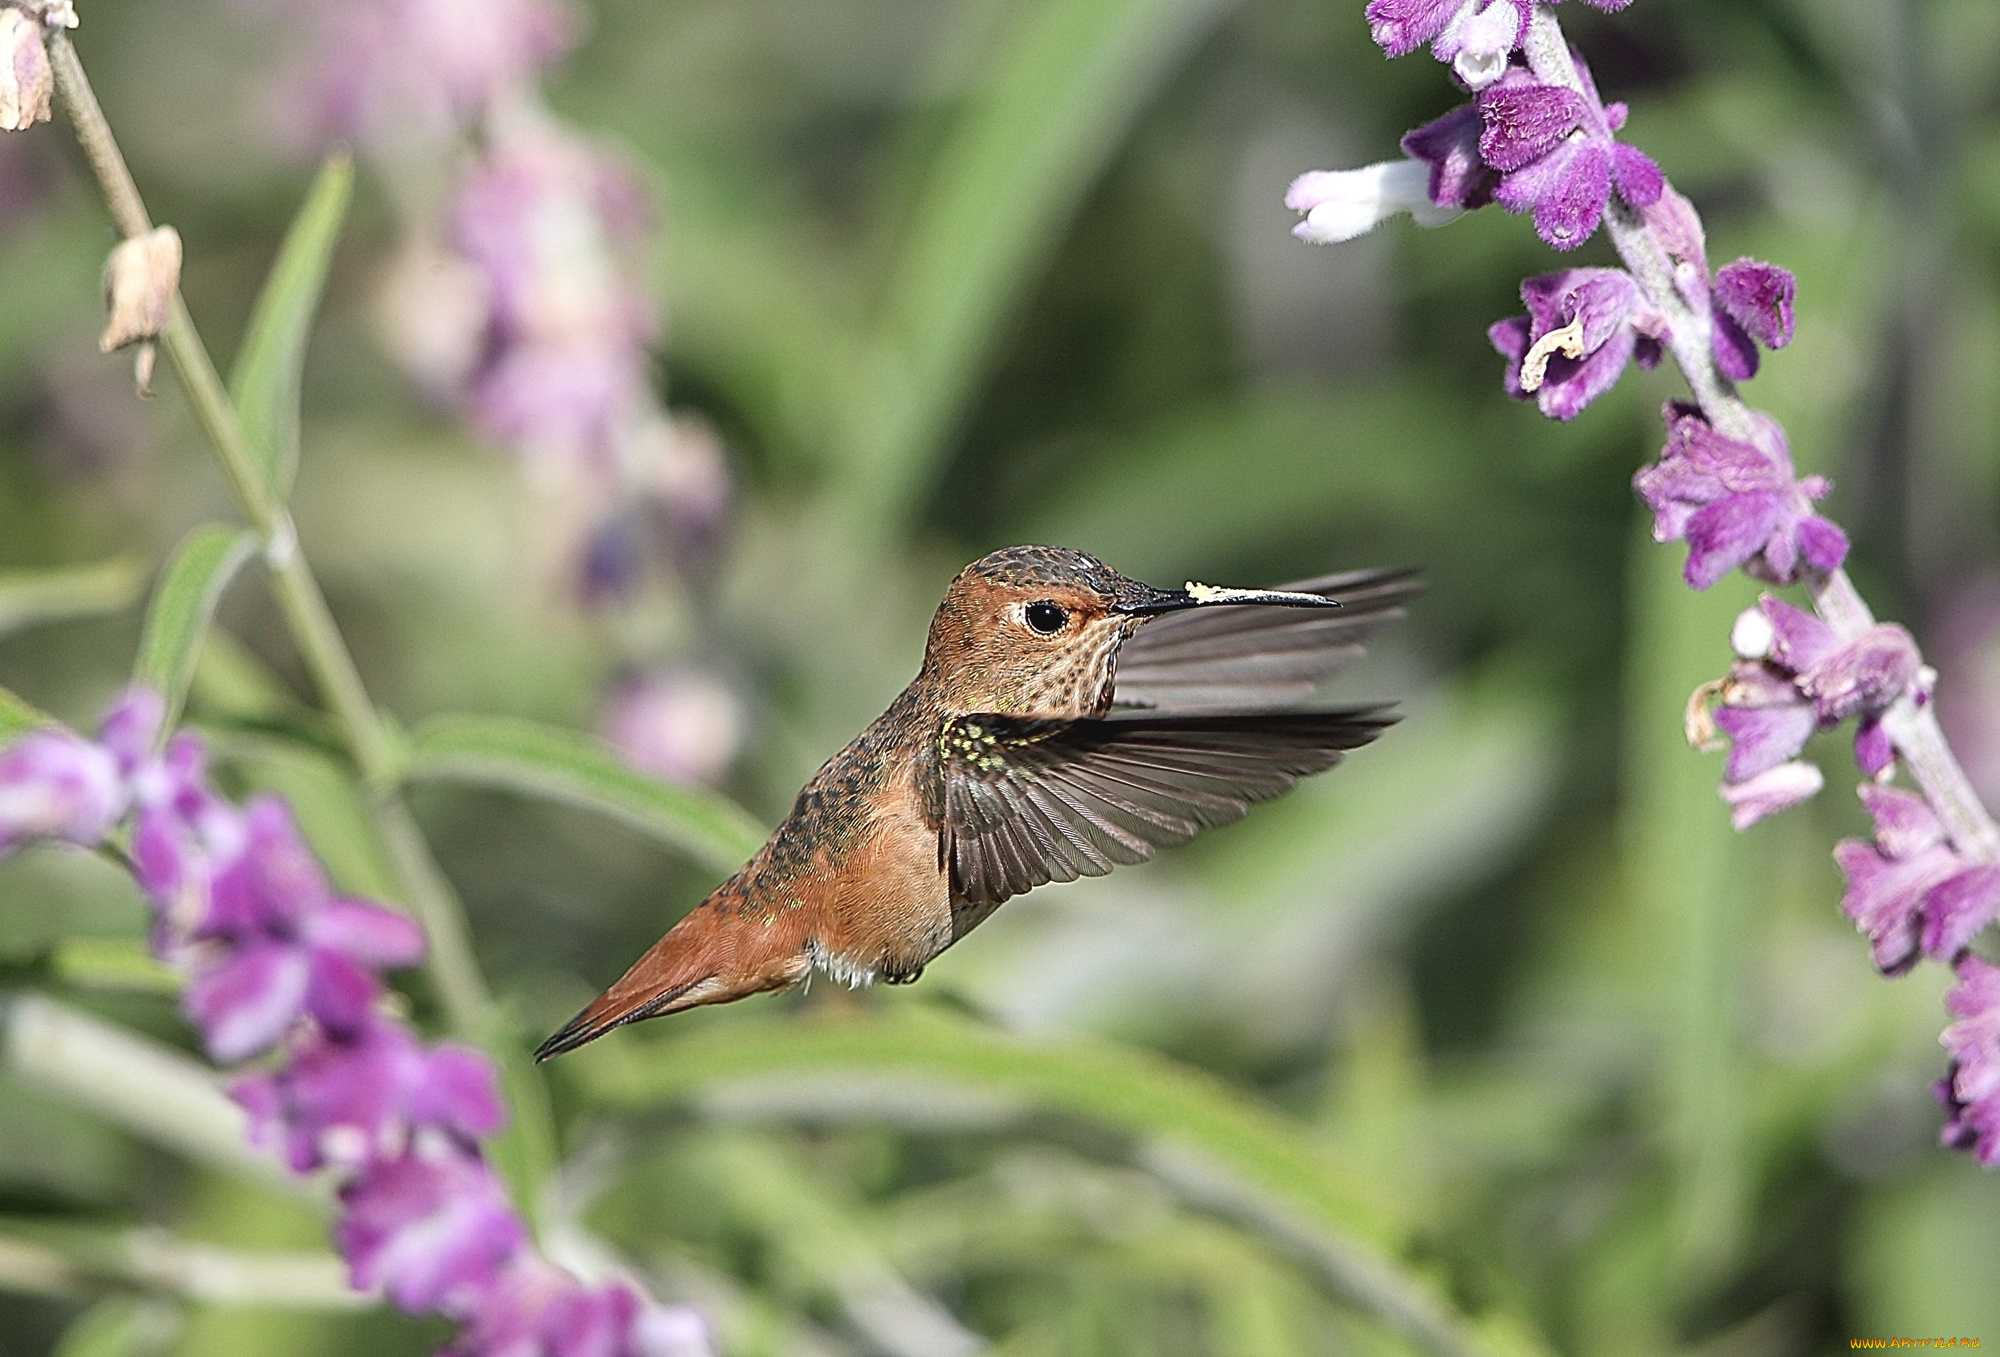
[1284,159,1460,245]
[1443,0,1521,91]
[1731,605,1775,660]
[0,9,54,132]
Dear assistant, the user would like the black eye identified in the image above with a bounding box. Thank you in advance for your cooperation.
[1025,601,1068,634]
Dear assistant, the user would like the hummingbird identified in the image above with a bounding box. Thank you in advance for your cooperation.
[536,546,1416,1059]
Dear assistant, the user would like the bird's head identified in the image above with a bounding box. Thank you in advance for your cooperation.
[919,545,1337,718]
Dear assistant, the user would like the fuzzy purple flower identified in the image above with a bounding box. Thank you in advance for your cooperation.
[1364,0,1531,88]
[1698,597,1922,828]
[1633,403,1848,589]
[1939,954,2000,1166]
[1834,785,2000,975]
[1399,103,1498,212]
[1476,59,1661,249]
[1488,266,1664,420]
[1708,258,1797,381]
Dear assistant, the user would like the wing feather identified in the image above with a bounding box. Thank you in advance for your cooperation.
[942,709,1395,907]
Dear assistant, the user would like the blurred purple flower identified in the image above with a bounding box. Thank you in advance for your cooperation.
[600,669,744,787]
[0,694,712,1352]
[0,687,160,855]
[338,1140,527,1312]
[1488,266,1664,420]
[447,126,659,471]
[1940,953,2000,1166]
[263,0,574,149]
[1834,785,2000,974]
[1701,598,1921,828]
[1718,761,1823,831]
[1633,403,1847,589]
[1476,59,1661,249]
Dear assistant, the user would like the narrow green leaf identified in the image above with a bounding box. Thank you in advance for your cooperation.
[404,714,766,873]
[0,557,145,638]
[227,154,353,497]
[0,685,45,742]
[134,526,258,730]
[844,0,1228,529]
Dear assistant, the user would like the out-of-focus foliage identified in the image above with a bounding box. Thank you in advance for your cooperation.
[3,0,2000,1353]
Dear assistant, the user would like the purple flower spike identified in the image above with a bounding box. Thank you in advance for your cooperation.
[1489,266,1664,419]
[1939,954,2000,1165]
[1478,59,1662,249]
[1400,103,1498,211]
[338,1141,527,1313]
[1633,405,1848,589]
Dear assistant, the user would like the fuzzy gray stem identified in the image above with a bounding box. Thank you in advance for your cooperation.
[1525,3,2000,863]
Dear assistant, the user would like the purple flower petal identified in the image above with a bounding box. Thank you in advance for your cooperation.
[1859,783,1945,857]
[1364,0,1470,57]
[0,731,125,855]
[337,1144,526,1313]
[1922,865,2000,960]
[1714,258,1796,350]
[96,687,164,773]
[1939,954,2000,1165]
[1401,103,1497,211]
[1715,702,1817,782]
[307,899,427,969]
[413,1045,507,1140]
[306,947,383,1039]
[1684,490,1788,589]
[1854,714,1894,779]
[1489,315,1532,399]
[1797,623,1920,723]
[1477,81,1585,171]
[1719,760,1822,830]
[1608,142,1663,207]
[1759,597,1837,673]
[1798,516,1849,574]
[185,940,312,1063]
[1711,310,1759,381]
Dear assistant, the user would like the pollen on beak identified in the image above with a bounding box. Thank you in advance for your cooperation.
[1112,581,1343,615]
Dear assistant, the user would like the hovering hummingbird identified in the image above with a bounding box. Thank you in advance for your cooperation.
[536,546,1416,1059]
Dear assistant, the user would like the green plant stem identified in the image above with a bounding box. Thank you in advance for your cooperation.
[45,31,496,1038]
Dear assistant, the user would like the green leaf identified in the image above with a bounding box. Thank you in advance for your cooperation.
[227,154,353,497]
[0,557,146,638]
[134,526,258,731]
[842,0,1230,531]
[0,682,49,742]
[404,714,766,873]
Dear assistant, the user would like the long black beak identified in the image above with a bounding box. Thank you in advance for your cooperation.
[1112,581,1343,616]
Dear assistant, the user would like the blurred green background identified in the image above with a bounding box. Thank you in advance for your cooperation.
[4,0,2000,1353]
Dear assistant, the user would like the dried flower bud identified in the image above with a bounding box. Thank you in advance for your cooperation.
[0,8,54,132]
[100,226,182,396]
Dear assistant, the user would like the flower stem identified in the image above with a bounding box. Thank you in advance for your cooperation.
[45,31,498,1039]
[1523,3,2000,864]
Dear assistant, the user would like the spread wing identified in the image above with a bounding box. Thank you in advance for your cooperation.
[1111,568,1421,713]
[941,709,1395,907]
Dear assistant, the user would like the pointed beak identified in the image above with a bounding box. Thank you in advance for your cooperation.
[1111,581,1343,615]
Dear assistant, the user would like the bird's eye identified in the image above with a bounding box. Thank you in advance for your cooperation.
[1024,601,1068,634]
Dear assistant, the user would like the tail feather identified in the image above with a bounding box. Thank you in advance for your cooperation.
[534,902,810,1061]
